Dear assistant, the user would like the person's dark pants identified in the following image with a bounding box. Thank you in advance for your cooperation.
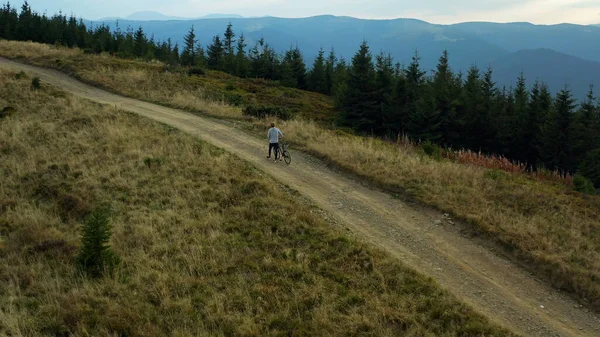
[269,143,280,159]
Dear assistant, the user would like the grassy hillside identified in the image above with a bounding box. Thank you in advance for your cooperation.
[0,41,336,122]
[1,41,600,313]
[0,69,513,336]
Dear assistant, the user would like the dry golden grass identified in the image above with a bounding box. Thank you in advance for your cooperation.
[0,69,512,336]
[2,40,599,312]
[0,40,243,118]
[0,40,336,121]
[277,119,600,310]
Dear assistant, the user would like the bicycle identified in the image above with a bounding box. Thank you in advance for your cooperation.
[276,142,292,165]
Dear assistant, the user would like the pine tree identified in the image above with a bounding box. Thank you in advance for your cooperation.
[579,149,600,188]
[249,38,264,78]
[171,43,180,65]
[541,87,577,172]
[404,52,425,137]
[308,48,327,93]
[456,65,485,149]
[513,72,530,162]
[571,86,599,165]
[17,1,33,41]
[338,41,378,132]
[374,52,395,135]
[181,25,198,66]
[133,26,146,58]
[497,86,516,156]
[411,80,441,142]
[433,50,457,145]
[480,66,499,153]
[279,49,297,87]
[207,35,225,70]
[223,22,236,72]
[280,47,307,89]
[0,3,19,40]
[523,81,548,168]
[332,57,349,106]
[325,49,336,95]
[76,207,120,278]
[235,34,248,77]
[383,73,408,136]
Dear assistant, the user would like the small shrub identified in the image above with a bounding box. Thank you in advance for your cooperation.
[243,105,292,120]
[573,174,597,195]
[225,82,236,91]
[421,141,441,160]
[187,67,206,76]
[224,92,243,106]
[15,71,26,80]
[334,127,355,137]
[0,106,15,119]
[484,169,506,181]
[76,206,120,278]
[31,77,41,90]
[578,149,600,188]
[144,157,164,168]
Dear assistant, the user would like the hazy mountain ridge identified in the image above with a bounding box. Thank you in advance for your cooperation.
[98,11,244,21]
[491,48,600,98]
[90,14,600,100]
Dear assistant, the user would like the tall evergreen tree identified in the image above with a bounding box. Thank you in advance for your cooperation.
[433,50,457,145]
[281,47,307,89]
[332,57,349,106]
[17,1,33,41]
[480,66,499,153]
[497,86,516,156]
[324,49,337,95]
[458,65,485,149]
[0,3,19,40]
[374,52,395,135]
[133,26,146,58]
[223,22,236,72]
[571,86,599,165]
[404,51,428,138]
[383,73,408,136]
[513,72,530,161]
[181,25,198,66]
[308,48,327,93]
[338,41,378,132]
[541,87,577,172]
[207,35,225,70]
[235,33,248,77]
[523,81,548,168]
[171,43,180,65]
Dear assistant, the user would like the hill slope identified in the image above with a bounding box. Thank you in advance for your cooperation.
[0,67,515,336]
[3,50,600,334]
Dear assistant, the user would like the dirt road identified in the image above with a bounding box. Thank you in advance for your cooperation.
[2,57,599,337]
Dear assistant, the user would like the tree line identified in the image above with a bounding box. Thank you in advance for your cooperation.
[335,43,599,189]
[0,2,180,63]
[2,1,599,189]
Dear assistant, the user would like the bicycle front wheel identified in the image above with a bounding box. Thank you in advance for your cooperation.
[283,150,291,164]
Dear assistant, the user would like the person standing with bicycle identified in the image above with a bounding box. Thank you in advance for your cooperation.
[267,122,284,161]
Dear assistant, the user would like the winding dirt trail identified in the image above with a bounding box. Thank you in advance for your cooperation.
[2,57,599,337]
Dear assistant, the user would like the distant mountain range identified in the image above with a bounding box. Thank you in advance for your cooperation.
[98,11,243,21]
[91,14,600,101]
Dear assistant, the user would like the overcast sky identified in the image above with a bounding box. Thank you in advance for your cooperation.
[13,0,600,24]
